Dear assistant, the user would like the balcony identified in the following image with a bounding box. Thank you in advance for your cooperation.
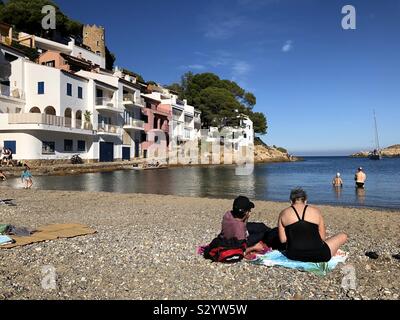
[4,113,94,134]
[123,119,145,131]
[122,94,145,108]
[0,85,25,100]
[97,124,121,135]
[96,97,124,113]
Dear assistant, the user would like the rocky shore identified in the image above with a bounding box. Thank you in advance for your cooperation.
[0,189,399,300]
[351,145,400,158]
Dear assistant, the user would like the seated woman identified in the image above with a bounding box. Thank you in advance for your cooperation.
[278,188,348,262]
[220,196,269,257]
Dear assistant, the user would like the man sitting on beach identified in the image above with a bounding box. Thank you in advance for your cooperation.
[355,167,367,188]
[277,188,348,262]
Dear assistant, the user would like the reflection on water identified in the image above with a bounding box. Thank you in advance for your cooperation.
[355,187,366,205]
[333,186,343,200]
[5,157,400,209]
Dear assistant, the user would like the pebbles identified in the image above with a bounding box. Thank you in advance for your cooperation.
[0,189,399,300]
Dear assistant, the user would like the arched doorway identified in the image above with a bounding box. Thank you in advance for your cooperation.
[44,106,56,115]
[64,108,72,127]
[29,107,41,113]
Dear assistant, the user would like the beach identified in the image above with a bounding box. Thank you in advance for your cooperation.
[0,188,399,300]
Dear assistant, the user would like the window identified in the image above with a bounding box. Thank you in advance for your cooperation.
[67,83,72,96]
[77,140,86,152]
[78,86,83,99]
[154,136,159,144]
[4,141,16,154]
[97,41,99,47]
[38,82,44,95]
[46,60,55,67]
[64,139,73,152]
[42,141,55,154]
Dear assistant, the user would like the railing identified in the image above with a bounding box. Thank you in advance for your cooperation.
[8,113,92,130]
[96,97,114,108]
[0,85,25,100]
[97,124,120,134]
[125,119,145,129]
[123,94,145,107]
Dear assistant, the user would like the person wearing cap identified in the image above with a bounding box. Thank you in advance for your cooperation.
[277,188,348,262]
[332,173,343,187]
[220,196,269,256]
[355,167,367,188]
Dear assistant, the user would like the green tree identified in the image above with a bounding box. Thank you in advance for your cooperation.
[249,111,268,135]
[169,72,268,134]
[105,46,115,70]
[0,0,82,39]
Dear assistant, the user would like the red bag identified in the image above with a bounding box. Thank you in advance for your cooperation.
[204,237,247,263]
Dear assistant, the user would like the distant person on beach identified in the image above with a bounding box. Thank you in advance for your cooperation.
[21,165,33,189]
[277,188,348,262]
[332,173,343,187]
[0,170,6,181]
[1,147,12,166]
[355,167,367,188]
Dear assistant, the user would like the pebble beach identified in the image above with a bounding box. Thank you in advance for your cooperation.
[0,188,399,300]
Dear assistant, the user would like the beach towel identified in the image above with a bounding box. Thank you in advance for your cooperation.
[0,223,97,249]
[248,250,348,276]
[0,235,15,246]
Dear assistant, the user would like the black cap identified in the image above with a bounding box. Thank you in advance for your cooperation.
[233,196,255,214]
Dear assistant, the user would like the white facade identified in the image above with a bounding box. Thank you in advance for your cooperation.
[18,32,105,68]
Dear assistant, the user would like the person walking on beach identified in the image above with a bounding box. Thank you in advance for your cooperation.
[355,167,367,188]
[332,173,343,187]
[21,165,33,189]
[277,188,348,262]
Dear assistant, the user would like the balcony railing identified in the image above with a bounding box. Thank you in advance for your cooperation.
[125,119,145,129]
[97,124,120,134]
[8,113,93,130]
[123,94,145,107]
[0,85,25,100]
[96,97,114,108]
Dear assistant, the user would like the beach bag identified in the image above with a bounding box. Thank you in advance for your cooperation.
[0,224,11,235]
[203,237,247,263]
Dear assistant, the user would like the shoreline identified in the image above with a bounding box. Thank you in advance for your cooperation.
[0,157,299,178]
[0,189,399,300]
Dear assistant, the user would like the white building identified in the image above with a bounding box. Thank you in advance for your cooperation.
[18,32,106,69]
[0,55,98,163]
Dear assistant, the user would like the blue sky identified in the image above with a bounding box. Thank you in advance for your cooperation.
[54,0,400,156]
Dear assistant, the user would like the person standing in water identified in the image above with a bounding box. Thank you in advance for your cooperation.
[21,165,33,189]
[355,167,367,188]
[332,173,343,187]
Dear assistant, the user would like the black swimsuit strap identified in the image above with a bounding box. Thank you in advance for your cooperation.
[291,206,302,221]
[302,205,309,221]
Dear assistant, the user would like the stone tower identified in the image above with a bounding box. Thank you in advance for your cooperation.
[82,24,106,58]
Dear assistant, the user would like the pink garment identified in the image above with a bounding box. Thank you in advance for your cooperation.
[220,211,247,241]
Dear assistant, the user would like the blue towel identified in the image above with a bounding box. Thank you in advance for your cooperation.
[0,235,14,246]
[249,250,348,276]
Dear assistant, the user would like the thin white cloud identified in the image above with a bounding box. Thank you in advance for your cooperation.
[282,40,293,52]
[179,64,206,71]
[204,15,245,40]
[232,61,252,76]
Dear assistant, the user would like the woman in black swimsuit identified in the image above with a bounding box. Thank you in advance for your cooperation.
[278,188,348,262]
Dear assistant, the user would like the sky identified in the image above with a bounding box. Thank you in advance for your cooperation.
[54,0,400,156]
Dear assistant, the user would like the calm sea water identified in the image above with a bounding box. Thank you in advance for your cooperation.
[6,157,400,209]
